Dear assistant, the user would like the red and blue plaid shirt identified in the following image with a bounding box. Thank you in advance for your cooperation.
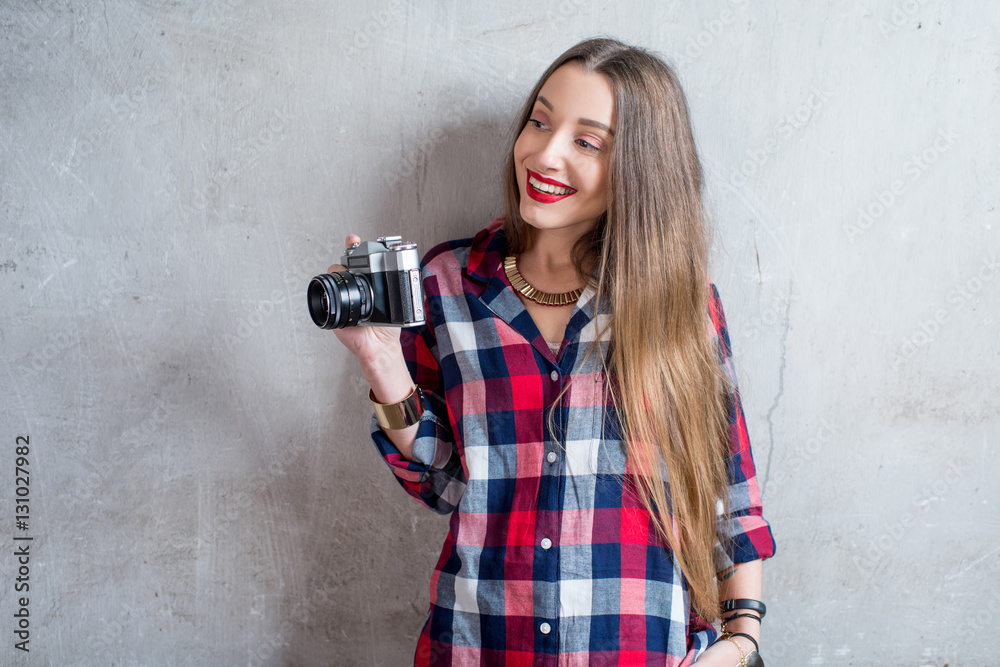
[371,218,776,666]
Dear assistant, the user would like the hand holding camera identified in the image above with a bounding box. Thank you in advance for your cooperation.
[309,235,424,329]
[312,236,423,426]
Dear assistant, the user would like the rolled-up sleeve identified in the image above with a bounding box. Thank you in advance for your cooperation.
[369,270,467,515]
[708,284,777,572]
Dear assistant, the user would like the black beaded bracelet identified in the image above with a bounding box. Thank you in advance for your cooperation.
[729,632,759,653]
[721,598,767,619]
[722,612,763,628]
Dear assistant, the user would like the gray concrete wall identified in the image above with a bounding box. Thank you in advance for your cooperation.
[2,1,997,665]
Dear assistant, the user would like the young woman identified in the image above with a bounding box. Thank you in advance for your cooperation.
[331,38,775,667]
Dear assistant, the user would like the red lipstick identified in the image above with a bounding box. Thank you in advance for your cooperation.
[525,169,576,204]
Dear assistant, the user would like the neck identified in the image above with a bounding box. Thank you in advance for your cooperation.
[517,231,586,293]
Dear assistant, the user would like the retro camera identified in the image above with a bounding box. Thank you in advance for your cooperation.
[307,236,425,329]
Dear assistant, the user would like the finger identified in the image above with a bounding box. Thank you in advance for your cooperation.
[327,263,346,273]
[345,234,361,249]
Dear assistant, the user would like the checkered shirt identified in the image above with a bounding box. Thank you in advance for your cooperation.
[370,218,776,666]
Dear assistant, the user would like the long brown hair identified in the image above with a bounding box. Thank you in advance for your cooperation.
[502,38,732,621]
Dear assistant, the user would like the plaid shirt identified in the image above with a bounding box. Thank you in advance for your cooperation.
[371,218,776,666]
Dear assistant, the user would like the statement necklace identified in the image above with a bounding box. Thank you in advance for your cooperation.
[503,255,583,307]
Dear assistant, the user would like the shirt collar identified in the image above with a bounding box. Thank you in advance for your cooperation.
[467,215,611,317]
[466,216,508,285]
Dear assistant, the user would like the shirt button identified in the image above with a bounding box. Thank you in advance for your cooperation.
[546,451,557,464]
[539,622,551,635]
[550,370,559,382]
[540,537,552,550]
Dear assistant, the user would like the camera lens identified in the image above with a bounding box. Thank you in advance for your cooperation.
[307,271,372,329]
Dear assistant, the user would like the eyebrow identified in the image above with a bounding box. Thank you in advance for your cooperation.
[536,95,614,135]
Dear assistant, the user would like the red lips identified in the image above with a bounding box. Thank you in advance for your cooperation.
[525,169,576,204]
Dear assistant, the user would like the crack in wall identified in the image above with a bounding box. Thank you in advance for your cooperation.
[760,276,793,499]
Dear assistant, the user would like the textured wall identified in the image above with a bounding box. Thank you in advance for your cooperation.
[2,1,997,665]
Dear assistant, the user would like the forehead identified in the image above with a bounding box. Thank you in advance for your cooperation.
[537,61,615,128]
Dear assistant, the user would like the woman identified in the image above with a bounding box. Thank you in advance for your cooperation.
[331,38,775,666]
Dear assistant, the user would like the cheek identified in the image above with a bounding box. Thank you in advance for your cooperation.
[584,164,609,201]
[598,168,610,197]
[513,130,530,167]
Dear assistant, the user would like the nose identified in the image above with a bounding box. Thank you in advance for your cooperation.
[534,131,571,172]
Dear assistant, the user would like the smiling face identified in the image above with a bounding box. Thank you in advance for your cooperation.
[513,61,615,240]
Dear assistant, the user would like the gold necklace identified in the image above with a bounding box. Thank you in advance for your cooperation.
[503,255,583,307]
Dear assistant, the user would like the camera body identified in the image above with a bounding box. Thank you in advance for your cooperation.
[308,236,425,329]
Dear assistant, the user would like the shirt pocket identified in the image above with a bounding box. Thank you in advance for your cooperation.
[562,372,625,477]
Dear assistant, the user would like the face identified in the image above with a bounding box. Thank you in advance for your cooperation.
[513,61,615,239]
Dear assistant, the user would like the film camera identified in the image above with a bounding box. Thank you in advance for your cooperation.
[307,236,425,329]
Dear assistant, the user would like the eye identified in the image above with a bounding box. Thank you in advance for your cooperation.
[576,138,601,151]
[528,118,547,130]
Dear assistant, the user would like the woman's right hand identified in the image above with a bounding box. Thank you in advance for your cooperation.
[327,234,404,367]
[326,234,419,421]
[328,234,422,459]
